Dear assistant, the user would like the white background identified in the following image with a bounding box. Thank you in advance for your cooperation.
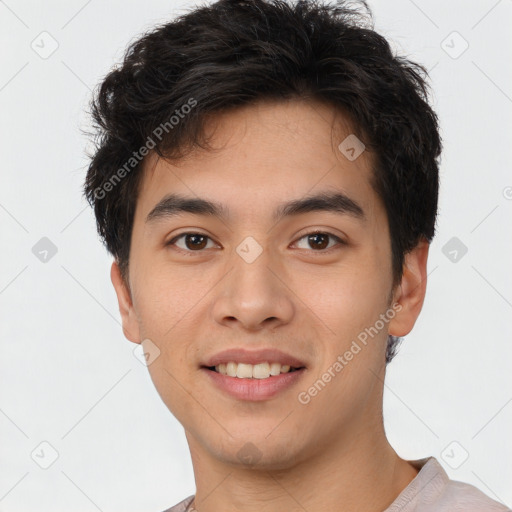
[1,0,511,510]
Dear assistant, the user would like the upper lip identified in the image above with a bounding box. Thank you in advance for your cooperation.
[202,348,307,368]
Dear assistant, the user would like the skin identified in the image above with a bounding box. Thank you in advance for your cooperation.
[111,98,429,512]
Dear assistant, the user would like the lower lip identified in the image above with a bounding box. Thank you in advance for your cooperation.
[201,367,306,401]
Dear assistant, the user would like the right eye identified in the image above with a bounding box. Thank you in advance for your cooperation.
[166,232,219,254]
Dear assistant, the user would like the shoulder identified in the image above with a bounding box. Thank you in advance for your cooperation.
[387,457,511,512]
[434,478,511,512]
[160,494,195,512]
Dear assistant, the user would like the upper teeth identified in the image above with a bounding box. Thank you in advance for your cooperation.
[214,362,296,379]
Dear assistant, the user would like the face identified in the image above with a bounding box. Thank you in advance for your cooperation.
[112,98,428,470]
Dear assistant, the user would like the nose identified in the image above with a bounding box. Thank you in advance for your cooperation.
[211,241,295,332]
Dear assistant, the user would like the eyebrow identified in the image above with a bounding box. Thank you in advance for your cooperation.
[146,191,366,225]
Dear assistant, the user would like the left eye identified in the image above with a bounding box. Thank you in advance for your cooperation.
[293,231,344,251]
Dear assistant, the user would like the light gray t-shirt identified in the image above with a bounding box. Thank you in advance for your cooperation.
[161,456,510,512]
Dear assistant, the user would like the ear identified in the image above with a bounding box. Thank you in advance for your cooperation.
[388,239,430,337]
[110,261,141,344]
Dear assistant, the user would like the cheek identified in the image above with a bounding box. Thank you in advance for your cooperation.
[131,265,217,386]
[132,264,205,338]
[132,269,202,418]
[295,277,388,426]
[300,261,389,334]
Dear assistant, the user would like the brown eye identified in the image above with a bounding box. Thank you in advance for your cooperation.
[307,233,329,250]
[168,233,216,252]
[294,231,344,252]
[184,234,208,250]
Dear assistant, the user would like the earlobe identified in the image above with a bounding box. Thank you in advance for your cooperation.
[388,239,430,337]
[110,261,141,344]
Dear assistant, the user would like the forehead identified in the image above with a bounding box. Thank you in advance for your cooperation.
[135,99,381,224]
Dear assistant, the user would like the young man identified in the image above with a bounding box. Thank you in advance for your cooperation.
[83,0,510,510]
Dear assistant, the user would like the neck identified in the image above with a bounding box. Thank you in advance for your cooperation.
[185,417,418,512]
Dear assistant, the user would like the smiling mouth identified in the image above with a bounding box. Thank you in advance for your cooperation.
[203,362,304,379]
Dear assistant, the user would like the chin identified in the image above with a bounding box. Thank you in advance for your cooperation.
[207,429,306,470]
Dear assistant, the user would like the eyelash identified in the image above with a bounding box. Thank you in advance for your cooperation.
[166,231,346,256]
